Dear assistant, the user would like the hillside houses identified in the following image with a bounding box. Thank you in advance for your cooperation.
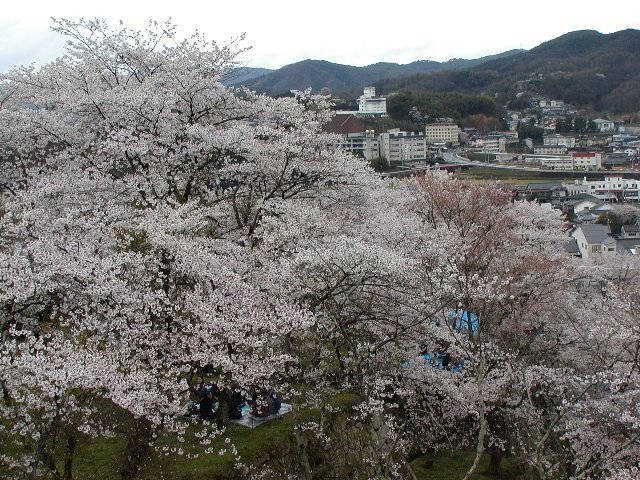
[571,221,640,257]
[572,224,618,258]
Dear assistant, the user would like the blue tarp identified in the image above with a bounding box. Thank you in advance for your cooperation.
[400,309,477,373]
[451,309,478,333]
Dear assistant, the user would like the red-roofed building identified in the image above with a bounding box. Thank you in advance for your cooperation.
[572,152,602,170]
[323,114,366,135]
[323,114,380,162]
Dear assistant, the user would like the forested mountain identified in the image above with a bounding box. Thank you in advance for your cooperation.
[375,29,640,113]
[220,66,273,86]
[242,50,523,95]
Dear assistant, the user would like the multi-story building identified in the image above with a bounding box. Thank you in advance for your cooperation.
[379,129,427,164]
[338,131,380,161]
[543,134,576,148]
[471,135,506,152]
[572,152,602,171]
[539,155,574,170]
[358,87,387,116]
[323,114,380,161]
[593,118,615,132]
[534,145,568,155]
[536,152,601,170]
[425,123,460,146]
[566,176,640,202]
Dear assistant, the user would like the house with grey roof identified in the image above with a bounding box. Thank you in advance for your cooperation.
[574,211,598,224]
[516,182,567,203]
[571,224,617,258]
[564,238,581,257]
[615,238,640,255]
[620,223,640,238]
[614,222,640,255]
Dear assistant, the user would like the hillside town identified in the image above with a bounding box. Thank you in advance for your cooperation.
[327,87,640,260]
[329,87,640,170]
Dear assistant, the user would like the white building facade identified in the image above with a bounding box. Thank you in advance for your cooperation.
[380,129,427,164]
[593,118,615,132]
[572,224,617,258]
[425,123,460,146]
[566,176,640,202]
[543,134,576,148]
[534,145,568,155]
[337,130,380,161]
[572,152,602,171]
[358,87,387,116]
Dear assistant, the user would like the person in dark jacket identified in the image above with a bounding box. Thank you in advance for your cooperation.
[192,377,207,402]
[270,391,281,415]
[228,390,244,419]
[199,390,215,421]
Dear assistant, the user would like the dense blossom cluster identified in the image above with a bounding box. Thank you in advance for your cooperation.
[1,18,638,480]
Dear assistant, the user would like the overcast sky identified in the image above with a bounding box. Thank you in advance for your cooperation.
[2,0,639,72]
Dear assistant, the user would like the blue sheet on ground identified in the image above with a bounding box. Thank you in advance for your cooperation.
[451,309,478,332]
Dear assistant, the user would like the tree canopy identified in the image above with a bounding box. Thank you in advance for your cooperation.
[1,18,639,480]
[386,90,499,124]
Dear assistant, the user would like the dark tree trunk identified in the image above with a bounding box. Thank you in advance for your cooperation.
[119,417,153,480]
[216,389,230,429]
[487,449,503,476]
[35,420,62,480]
[63,434,77,480]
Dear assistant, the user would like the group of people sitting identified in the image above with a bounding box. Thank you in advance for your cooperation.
[413,345,465,372]
[189,378,282,422]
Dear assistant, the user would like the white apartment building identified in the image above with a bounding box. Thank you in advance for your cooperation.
[337,130,380,161]
[543,134,576,148]
[539,155,574,170]
[566,176,640,202]
[471,135,506,153]
[537,152,602,171]
[534,145,568,155]
[380,129,427,164]
[358,87,387,116]
[593,118,615,132]
[425,123,460,146]
[572,152,602,171]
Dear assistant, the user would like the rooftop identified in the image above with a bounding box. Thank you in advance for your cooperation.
[323,114,366,135]
[564,238,580,254]
[526,182,565,191]
[576,224,616,245]
[616,238,640,255]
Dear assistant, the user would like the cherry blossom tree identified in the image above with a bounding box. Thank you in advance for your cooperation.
[1,16,638,480]
[0,17,375,479]
[368,174,640,480]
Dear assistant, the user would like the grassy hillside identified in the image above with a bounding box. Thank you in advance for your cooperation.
[2,392,529,480]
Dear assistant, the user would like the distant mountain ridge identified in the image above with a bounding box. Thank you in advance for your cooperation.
[241,50,524,95]
[221,67,273,86]
[373,29,640,113]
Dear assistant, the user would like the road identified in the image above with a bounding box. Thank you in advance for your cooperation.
[444,152,640,175]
